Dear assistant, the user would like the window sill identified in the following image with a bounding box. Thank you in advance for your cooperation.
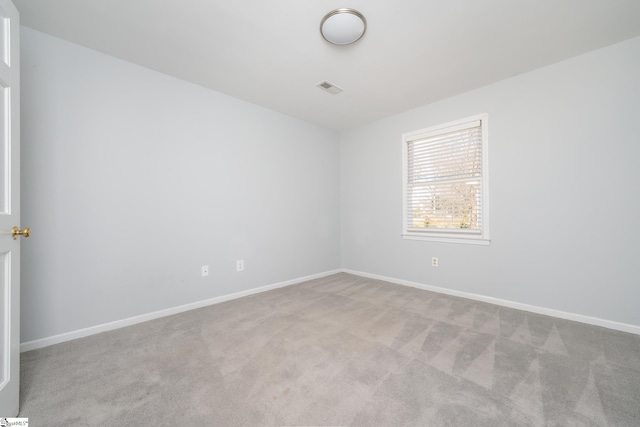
[402,233,491,245]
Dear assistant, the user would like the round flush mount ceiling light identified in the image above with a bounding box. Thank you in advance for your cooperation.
[320,8,367,45]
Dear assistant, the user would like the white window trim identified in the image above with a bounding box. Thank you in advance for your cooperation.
[402,113,490,245]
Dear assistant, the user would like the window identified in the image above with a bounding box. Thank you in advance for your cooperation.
[402,114,489,244]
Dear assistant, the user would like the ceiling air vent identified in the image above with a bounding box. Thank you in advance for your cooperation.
[316,80,343,95]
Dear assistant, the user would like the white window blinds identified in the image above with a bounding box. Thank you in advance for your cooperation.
[405,118,485,235]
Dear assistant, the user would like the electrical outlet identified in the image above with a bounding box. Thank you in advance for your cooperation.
[236,259,244,272]
[432,257,438,267]
[201,265,209,277]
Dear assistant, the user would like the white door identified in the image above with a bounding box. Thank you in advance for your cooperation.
[0,0,20,417]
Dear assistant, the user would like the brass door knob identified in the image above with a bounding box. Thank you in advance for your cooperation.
[11,226,31,240]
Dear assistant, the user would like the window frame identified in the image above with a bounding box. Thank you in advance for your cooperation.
[402,113,490,245]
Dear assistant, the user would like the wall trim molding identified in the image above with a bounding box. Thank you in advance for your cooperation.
[341,269,640,336]
[21,267,640,352]
[20,269,342,352]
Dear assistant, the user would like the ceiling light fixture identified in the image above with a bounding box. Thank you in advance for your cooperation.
[320,8,367,45]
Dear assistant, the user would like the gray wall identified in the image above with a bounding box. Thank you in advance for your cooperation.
[340,36,640,327]
[21,25,640,343]
[20,27,341,342]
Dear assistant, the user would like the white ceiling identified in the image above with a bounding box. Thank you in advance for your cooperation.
[13,0,640,131]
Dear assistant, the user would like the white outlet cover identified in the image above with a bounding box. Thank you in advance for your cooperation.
[201,266,209,277]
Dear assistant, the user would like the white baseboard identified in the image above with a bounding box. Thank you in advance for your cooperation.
[341,269,640,336]
[20,269,342,352]
[21,267,639,352]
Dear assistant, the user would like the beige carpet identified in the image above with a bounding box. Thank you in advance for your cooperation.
[19,273,640,425]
